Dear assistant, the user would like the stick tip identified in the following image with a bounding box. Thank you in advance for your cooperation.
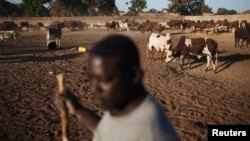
[56,73,64,94]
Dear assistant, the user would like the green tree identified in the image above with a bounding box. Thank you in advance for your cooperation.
[242,9,250,14]
[168,0,212,15]
[201,3,212,13]
[50,0,87,16]
[216,8,237,15]
[50,0,118,16]
[19,0,51,16]
[127,0,147,16]
[0,0,21,16]
[89,0,118,16]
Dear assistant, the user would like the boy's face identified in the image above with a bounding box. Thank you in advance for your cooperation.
[88,56,132,111]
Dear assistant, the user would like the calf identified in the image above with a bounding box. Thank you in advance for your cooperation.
[0,30,21,44]
[166,36,218,73]
[46,27,62,48]
[147,33,172,62]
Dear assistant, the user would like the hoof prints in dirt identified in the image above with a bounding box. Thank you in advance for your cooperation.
[0,30,250,141]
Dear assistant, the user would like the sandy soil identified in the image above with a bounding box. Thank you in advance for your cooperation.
[0,28,250,141]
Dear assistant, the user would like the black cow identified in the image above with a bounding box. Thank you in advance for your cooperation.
[235,27,250,48]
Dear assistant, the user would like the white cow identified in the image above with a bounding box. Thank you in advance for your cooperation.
[118,21,130,31]
[0,30,21,44]
[147,33,172,62]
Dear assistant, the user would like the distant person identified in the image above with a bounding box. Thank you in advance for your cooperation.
[55,34,180,141]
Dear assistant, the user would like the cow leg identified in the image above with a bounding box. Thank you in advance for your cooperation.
[180,58,184,70]
[58,39,61,47]
[149,47,155,60]
[147,44,151,60]
[148,51,151,60]
[151,50,155,60]
[205,55,211,72]
[148,50,153,60]
[247,37,250,48]
[235,38,240,48]
[55,38,58,47]
[234,36,237,47]
[179,55,184,70]
[56,38,61,47]
[211,55,217,74]
[161,51,165,62]
[188,55,194,69]
[240,39,243,48]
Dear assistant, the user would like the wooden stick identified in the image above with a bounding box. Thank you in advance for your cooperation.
[56,74,69,141]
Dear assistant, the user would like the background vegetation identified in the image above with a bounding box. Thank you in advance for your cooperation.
[1,0,249,17]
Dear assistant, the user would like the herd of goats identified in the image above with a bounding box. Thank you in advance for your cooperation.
[0,18,249,74]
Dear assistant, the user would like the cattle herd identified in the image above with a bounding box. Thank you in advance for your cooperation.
[1,18,250,74]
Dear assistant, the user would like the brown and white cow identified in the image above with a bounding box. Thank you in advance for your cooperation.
[123,19,137,30]
[105,21,119,32]
[46,27,62,49]
[0,30,21,44]
[147,33,172,62]
[166,36,218,73]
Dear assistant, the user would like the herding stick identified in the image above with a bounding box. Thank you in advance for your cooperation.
[56,74,69,141]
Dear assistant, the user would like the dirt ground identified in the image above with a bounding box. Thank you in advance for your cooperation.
[0,28,250,141]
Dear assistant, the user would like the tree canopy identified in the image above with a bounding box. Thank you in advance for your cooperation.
[127,0,147,16]
[0,0,119,17]
[0,0,20,16]
[50,0,118,16]
[215,8,237,15]
[168,0,212,15]
[19,0,51,17]
[0,0,246,17]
